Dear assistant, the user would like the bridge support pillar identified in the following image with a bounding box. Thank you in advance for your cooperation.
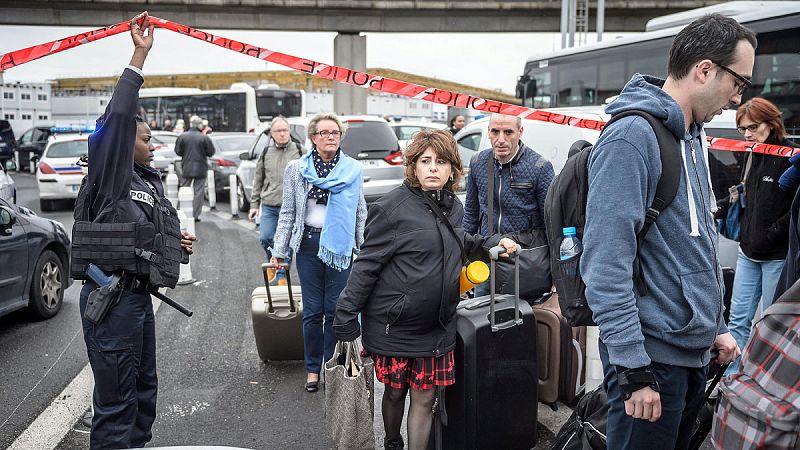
[333,32,367,115]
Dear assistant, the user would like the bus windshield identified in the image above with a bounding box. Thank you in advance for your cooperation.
[255,89,304,120]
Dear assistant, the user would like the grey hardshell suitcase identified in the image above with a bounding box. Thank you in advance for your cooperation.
[251,262,304,362]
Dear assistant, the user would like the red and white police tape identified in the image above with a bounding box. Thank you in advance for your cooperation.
[2,16,798,158]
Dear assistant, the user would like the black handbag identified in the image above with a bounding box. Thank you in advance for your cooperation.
[488,155,552,300]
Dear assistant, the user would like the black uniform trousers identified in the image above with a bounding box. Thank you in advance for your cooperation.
[80,281,157,449]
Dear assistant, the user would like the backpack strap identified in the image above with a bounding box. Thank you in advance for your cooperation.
[602,110,681,296]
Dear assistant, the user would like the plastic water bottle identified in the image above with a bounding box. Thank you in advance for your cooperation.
[559,227,582,260]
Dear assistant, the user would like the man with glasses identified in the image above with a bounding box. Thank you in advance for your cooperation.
[581,14,756,449]
[248,116,305,285]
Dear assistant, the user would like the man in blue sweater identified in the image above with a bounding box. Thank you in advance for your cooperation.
[581,14,755,449]
[464,113,554,296]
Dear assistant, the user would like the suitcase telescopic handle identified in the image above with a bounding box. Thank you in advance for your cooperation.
[489,250,523,332]
[260,262,297,314]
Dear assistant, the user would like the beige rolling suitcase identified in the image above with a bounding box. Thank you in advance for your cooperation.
[251,262,304,362]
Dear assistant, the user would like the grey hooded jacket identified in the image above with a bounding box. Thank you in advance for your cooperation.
[581,74,727,370]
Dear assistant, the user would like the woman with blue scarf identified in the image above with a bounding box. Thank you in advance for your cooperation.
[272,113,367,392]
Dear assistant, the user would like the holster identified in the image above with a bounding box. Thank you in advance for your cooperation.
[83,273,124,325]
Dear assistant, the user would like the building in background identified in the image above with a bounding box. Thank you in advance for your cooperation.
[0,82,53,135]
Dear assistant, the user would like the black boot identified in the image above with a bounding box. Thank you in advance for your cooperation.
[384,436,404,450]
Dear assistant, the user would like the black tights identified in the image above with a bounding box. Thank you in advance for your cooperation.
[383,386,436,450]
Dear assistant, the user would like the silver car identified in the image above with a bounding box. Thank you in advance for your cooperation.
[150,130,179,174]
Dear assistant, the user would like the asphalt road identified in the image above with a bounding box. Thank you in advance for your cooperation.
[1,171,716,450]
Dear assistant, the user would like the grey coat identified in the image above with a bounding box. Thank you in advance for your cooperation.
[272,157,367,260]
[251,141,304,209]
[175,129,214,179]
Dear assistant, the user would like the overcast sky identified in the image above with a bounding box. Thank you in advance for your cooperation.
[0,24,629,95]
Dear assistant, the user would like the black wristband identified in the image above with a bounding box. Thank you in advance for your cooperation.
[616,366,659,401]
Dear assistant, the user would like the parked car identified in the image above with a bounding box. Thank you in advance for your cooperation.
[237,117,311,212]
[0,197,71,319]
[389,120,446,149]
[36,133,89,211]
[0,161,16,204]
[15,126,56,171]
[339,115,403,203]
[454,106,741,268]
[173,132,257,201]
[0,119,17,164]
[150,130,179,175]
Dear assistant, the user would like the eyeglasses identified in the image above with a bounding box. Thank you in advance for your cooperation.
[271,128,290,133]
[313,130,342,138]
[712,62,752,95]
[737,122,762,134]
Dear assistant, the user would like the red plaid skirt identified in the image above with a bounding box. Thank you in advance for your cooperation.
[372,351,455,391]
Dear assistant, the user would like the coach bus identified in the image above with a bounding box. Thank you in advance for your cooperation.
[516,2,800,137]
[139,84,305,133]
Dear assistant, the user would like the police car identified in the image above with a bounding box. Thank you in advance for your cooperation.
[36,127,92,211]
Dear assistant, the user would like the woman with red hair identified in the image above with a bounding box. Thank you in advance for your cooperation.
[716,97,797,374]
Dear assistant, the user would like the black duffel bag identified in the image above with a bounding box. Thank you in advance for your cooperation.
[550,385,608,450]
[494,228,551,300]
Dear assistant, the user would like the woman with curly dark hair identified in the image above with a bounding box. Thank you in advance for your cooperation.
[334,129,516,450]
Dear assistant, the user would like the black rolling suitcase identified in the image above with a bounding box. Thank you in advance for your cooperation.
[442,247,538,450]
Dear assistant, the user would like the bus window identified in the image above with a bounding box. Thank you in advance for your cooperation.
[748,27,800,137]
[558,64,596,106]
[598,60,626,104]
[530,70,554,109]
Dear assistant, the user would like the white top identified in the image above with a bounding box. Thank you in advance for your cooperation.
[304,199,327,229]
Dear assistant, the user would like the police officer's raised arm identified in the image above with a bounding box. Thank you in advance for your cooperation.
[87,13,154,218]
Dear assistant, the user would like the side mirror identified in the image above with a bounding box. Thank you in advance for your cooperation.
[239,152,251,161]
[0,205,17,236]
[4,159,16,171]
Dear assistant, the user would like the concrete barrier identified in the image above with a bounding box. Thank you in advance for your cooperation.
[585,326,603,392]
[207,169,217,210]
[228,174,239,219]
[176,209,196,285]
[166,171,179,207]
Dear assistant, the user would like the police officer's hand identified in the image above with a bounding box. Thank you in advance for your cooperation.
[181,231,197,255]
[624,386,661,422]
[248,208,259,221]
[130,12,154,62]
[712,332,740,364]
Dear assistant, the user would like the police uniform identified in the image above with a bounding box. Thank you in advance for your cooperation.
[71,66,183,449]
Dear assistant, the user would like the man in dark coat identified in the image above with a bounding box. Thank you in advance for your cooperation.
[175,115,214,221]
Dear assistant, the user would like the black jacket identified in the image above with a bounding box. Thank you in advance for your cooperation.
[775,186,800,301]
[717,136,798,260]
[175,129,215,179]
[87,68,166,225]
[333,182,502,358]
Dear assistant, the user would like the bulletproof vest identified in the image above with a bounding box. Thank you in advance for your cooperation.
[70,175,184,289]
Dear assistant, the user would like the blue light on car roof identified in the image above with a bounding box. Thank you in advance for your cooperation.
[50,126,95,133]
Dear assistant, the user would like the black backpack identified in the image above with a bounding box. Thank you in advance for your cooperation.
[549,385,609,450]
[544,110,681,326]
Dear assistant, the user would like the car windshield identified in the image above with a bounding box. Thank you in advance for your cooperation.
[46,140,88,158]
[340,122,399,157]
[213,136,256,153]
[392,126,428,141]
[152,134,177,145]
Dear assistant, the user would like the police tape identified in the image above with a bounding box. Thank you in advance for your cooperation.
[2,16,798,158]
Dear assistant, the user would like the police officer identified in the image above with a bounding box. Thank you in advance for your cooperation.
[74,13,196,449]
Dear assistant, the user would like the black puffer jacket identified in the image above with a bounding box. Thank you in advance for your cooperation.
[333,182,502,358]
[717,136,798,260]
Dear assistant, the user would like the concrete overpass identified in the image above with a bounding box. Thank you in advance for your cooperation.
[1,0,726,114]
[0,1,725,33]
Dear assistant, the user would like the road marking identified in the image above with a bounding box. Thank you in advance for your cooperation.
[8,298,162,450]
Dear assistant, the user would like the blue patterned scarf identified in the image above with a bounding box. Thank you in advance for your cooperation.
[299,149,362,271]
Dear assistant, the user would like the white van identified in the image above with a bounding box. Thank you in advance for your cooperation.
[454,107,741,268]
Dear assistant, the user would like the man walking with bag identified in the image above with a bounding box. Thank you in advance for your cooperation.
[581,14,753,449]
[175,115,214,222]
